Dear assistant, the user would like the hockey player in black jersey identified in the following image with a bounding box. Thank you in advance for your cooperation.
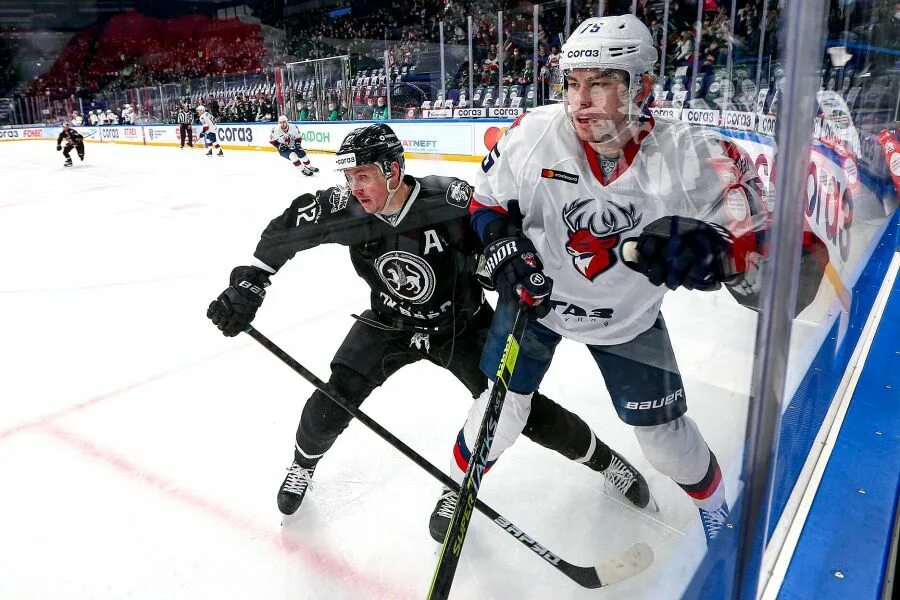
[56,123,84,167]
[207,124,653,541]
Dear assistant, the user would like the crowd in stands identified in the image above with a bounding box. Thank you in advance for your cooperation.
[27,11,266,99]
[10,0,899,127]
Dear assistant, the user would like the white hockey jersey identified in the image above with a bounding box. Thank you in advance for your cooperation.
[473,104,763,345]
[199,112,217,133]
[270,123,303,147]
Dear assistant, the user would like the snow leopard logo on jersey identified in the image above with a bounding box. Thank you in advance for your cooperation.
[562,199,642,281]
[446,180,473,208]
[375,251,436,304]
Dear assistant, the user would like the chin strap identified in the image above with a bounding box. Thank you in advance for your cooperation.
[379,167,406,215]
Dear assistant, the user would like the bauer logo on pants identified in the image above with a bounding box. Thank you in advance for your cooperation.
[375,251,436,304]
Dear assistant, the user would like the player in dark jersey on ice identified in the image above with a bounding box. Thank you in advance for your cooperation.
[207,124,653,537]
[56,123,85,167]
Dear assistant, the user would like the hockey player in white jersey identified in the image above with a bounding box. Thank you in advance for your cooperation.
[269,115,318,175]
[434,14,768,545]
[197,105,223,157]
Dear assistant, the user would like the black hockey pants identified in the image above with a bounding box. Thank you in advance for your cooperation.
[292,305,596,466]
[63,141,84,160]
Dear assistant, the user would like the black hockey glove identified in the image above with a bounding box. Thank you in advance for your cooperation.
[207,266,271,337]
[278,143,289,153]
[56,145,62,151]
[483,237,553,318]
[622,216,737,291]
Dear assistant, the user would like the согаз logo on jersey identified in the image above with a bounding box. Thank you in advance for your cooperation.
[375,251,436,304]
[563,198,641,281]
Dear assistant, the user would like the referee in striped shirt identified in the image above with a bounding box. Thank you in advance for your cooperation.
[175,99,194,149]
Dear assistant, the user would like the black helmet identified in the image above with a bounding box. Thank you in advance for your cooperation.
[335,123,404,176]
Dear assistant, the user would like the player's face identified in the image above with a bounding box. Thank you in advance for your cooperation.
[565,68,630,143]
[279,121,289,132]
[345,164,389,213]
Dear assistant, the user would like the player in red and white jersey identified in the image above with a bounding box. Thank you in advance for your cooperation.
[197,105,223,157]
[269,115,318,176]
[438,14,771,545]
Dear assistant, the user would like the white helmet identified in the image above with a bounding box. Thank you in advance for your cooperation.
[196,105,206,114]
[556,15,656,112]
[277,114,289,129]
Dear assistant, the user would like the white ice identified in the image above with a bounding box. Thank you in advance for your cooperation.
[0,141,760,599]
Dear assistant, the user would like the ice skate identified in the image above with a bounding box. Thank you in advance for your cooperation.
[276,460,317,515]
[428,486,458,543]
[699,500,730,543]
[601,451,657,511]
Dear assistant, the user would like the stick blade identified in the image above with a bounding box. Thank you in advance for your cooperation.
[595,542,654,587]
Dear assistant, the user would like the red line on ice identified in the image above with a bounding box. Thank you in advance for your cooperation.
[43,423,417,599]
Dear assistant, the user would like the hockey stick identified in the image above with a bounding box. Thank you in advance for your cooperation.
[244,324,653,590]
[427,302,529,600]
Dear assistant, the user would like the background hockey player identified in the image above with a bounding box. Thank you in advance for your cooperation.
[196,104,223,157]
[207,123,652,536]
[56,122,84,167]
[175,99,194,149]
[88,110,98,125]
[268,115,318,175]
[105,109,118,125]
[71,112,83,127]
[121,103,135,124]
[450,14,776,545]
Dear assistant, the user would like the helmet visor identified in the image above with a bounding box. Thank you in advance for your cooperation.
[560,68,634,144]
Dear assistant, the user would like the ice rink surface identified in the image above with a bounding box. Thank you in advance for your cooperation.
[0,141,762,599]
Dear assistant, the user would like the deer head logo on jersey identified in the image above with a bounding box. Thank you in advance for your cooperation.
[563,199,642,281]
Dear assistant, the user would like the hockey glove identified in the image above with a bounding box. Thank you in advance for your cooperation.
[483,237,553,318]
[56,145,62,151]
[207,265,271,337]
[622,216,737,291]
[278,143,289,153]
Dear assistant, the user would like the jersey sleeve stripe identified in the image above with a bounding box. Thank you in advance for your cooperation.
[470,198,508,241]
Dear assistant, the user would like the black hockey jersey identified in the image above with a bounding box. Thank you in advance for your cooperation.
[57,128,83,145]
[254,174,484,333]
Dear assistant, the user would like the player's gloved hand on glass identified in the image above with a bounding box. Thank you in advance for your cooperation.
[483,237,554,318]
[622,216,738,291]
[207,265,271,337]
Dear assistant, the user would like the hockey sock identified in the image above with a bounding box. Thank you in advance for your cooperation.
[579,432,614,472]
[293,442,325,468]
[452,430,498,474]
[678,450,725,510]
